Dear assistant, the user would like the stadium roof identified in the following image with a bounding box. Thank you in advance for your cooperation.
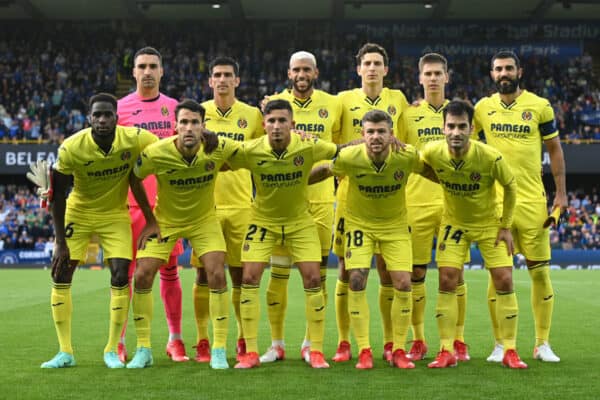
[1,0,599,21]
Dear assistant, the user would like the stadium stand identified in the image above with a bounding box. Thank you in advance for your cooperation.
[0,23,598,142]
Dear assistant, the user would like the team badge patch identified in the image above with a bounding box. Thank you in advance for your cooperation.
[121,151,131,161]
[470,172,481,182]
[438,243,446,251]
[393,170,404,181]
[238,118,248,129]
[318,108,328,119]
[335,237,342,245]
[387,105,397,116]
[205,161,215,171]
[345,250,352,259]
[243,243,250,251]
[521,111,532,121]
[161,106,169,116]
[294,155,304,166]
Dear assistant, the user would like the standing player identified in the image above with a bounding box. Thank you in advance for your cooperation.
[230,99,344,369]
[474,51,566,363]
[259,51,342,363]
[193,56,263,363]
[127,99,237,370]
[310,110,436,369]
[40,93,157,368]
[423,100,527,369]
[333,43,410,363]
[117,46,188,363]
[399,53,470,361]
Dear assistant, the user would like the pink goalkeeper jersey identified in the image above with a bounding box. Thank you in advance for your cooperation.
[118,92,178,207]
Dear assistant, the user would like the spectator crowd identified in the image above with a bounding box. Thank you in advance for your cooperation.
[0,183,598,252]
[0,21,599,143]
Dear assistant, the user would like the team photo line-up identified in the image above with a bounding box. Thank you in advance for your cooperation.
[31,42,566,371]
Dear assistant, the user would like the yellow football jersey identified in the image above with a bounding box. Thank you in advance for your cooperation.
[54,126,157,216]
[134,136,240,227]
[399,100,449,207]
[202,99,263,209]
[421,140,515,228]
[330,144,423,230]
[474,90,558,204]
[228,134,338,225]
[337,87,409,144]
[336,87,409,203]
[271,89,342,203]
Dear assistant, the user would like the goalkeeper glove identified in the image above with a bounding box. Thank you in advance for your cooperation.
[26,160,54,208]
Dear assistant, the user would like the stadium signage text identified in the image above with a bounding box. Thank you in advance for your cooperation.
[349,23,600,40]
[0,144,59,174]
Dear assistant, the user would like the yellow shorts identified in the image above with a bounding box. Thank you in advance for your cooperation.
[241,218,321,264]
[511,202,551,261]
[332,199,346,256]
[407,204,443,265]
[273,202,334,259]
[344,222,412,272]
[65,210,132,262]
[216,207,251,268]
[137,217,226,263]
[309,202,334,256]
[435,221,512,269]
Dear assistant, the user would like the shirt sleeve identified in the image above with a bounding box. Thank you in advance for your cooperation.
[312,139,339,162]
[491,152,516,228]
[226,142,249,170]
[54,145,73,175]
[138,129,159,150]
[410,147,425,174]
[133,149,154,180]
[330,152,347,177]
[539,101,559,141]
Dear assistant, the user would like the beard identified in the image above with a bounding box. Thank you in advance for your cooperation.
[291,78,314,94]
[495,76,520,94]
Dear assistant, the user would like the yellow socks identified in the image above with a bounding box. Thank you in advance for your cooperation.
[193,283,210,343]
[487,274,501,343]
[348,288,370,350]
[496,291,519,350]
[304,287,325,352]
[209,288,230,349]
[435,291,457,351]
[529,263,554,346]
[392,289,412,352]
[104,285,129,353]
[231,286,242,339]
[240,285,260,353]
[379,284,394,345]
[334,279,350,343]
[411,280,426,341]
[51,284,73,354]
[132,287,153,348]
[455,282,467,342]
[266,264,290,341]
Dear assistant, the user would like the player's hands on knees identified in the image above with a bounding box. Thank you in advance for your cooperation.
[495,227,514,256]
[391,137,406,152]
[201,129,219,154]
[137,220,162,250]
[50,242,70,281]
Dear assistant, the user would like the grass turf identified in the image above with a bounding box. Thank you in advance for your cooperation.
[0,268,598,399]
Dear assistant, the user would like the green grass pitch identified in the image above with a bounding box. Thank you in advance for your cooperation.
[1,268,598,399]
